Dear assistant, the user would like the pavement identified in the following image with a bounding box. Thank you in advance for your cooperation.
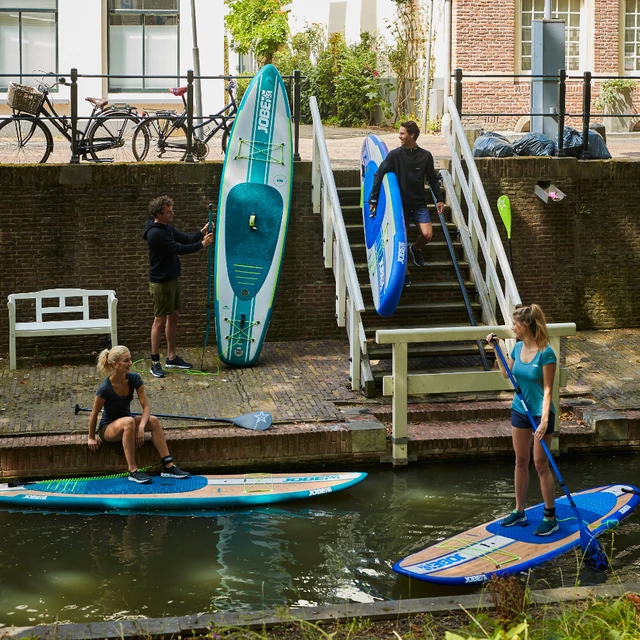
[0,329,639,438]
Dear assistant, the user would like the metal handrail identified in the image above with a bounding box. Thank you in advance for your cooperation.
[309,96,365,391]
[444,95,522,323]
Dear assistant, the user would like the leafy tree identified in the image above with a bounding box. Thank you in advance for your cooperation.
[225,0,290,66]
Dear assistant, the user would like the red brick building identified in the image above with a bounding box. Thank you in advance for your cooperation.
[449,0,640,130]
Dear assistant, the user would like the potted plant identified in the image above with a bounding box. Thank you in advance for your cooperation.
[594,79,638,133]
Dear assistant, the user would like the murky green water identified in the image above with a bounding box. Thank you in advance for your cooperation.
[2,454,640,627]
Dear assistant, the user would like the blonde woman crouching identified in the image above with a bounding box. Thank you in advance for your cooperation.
[87,345,189,484]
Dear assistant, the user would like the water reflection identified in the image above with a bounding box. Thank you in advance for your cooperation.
[2,454,640,627]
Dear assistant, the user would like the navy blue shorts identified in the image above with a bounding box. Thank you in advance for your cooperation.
[511,409,555,435]
[407,207,431,224]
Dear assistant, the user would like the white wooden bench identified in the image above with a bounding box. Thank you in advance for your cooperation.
[7,288,118,370]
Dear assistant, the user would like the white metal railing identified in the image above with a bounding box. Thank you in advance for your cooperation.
[443,95,522,324]
[376,323,577,465]
[310,96,366,390]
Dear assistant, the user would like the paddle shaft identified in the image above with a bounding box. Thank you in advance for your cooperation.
[200,203,214,371]
[76,404,241,426]
[492,342,601,556]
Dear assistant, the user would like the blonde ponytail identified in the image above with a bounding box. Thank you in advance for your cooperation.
[513,304,549,351]
[97,345,130,377]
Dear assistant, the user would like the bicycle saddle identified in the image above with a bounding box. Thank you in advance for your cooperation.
[85,97,108,108]
[169,87,187,97]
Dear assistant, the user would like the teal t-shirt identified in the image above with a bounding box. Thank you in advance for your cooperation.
[510,342,557,417]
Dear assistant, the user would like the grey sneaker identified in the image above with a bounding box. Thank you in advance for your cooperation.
[165,355,192,369]
[534,517,559,536]
[409,243,425,267]
[404,273,412,288]
[150,361,166,378]
[129,469,151,484]
[501,510,527,527]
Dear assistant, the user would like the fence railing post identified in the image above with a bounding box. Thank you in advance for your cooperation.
[69,68,79,164]
[185,69,195,163]
[581,70,592,160]
[293,69,301,161]
[557,69,566,157]
[454,68,463,116]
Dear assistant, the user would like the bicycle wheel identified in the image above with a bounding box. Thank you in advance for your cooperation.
[132,119,152,162]
[87,112,143,163]
[0,115,52,163]
[137,115,187,161]
[221,128,230,154]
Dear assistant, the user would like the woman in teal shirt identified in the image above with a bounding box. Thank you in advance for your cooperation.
[487,304,558,536]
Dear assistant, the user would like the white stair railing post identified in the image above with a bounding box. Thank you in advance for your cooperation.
[391,341,408,466]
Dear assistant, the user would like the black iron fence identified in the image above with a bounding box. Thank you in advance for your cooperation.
[452,68,640,159]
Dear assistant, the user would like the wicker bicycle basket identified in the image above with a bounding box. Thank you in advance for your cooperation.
[7,83,44,115]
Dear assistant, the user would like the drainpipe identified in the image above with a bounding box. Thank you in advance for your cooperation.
[544,0,552,19]
[421,0,435,131]
[443,0,452,102]
[190,0,204,140]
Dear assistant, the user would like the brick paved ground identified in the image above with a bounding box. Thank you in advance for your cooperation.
[0,330,638,437]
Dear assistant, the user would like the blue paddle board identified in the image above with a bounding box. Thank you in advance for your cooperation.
[0,471,366,513]
[214,64,293,366]
[393,484,640,585]
[361,135,407,317]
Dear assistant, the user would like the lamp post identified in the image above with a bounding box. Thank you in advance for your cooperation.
[190,0,203,140]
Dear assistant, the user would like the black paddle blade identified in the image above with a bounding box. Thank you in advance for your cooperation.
[228,411,272,431]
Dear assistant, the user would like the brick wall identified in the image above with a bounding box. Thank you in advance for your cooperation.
[0,162,343,360]
[476,158,640,329]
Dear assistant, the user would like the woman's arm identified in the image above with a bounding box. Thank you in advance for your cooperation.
[135,384,152,448]
[88,396,106,452]
[535,362,557,441]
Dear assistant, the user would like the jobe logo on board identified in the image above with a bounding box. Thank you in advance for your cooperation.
[418,553,465,573]
[257,89,273,134]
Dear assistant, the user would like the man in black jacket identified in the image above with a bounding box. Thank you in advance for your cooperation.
[369,120,445,287]
[143,196,214,378]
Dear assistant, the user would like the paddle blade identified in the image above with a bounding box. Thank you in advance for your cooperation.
[581,529,608,571]
[230,411,272,431]
[497,195,512,239]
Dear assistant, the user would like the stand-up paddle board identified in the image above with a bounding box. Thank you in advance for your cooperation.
[393,484,640,585]
[0,471,366,513]
[361,135,406,317]
[214,64,293,366]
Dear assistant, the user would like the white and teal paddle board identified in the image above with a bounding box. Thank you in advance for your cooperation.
[393,484,640,585]
[214,64,293,366]
[361,135,406,317]
[0,471,367,513]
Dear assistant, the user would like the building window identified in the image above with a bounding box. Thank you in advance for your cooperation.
[520,0,582,72]
[624,0,640,72]
[0,0,57,91]
[108,0,179,92]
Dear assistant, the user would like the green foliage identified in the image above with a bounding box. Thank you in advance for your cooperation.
[224,0,290,65]
[594,79,638,111]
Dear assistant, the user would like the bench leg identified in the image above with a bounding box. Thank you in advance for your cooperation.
[9,330,16,370]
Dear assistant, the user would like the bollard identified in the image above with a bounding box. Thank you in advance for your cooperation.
[581,71,591,160]
[293,69,301,161]
[70,68,79,164]
[185,69,195,163]
[557,69,566,157]
[454,68,463,116]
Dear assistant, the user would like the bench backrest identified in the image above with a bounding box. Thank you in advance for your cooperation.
[7,289,117,322]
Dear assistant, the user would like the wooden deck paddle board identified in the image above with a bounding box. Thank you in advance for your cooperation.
[0,471,366,513]
[360,135,406,317]
[214,64,293,366]
[393,484,640,585]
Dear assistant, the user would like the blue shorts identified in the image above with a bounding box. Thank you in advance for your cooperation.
[511,409,555,435]
[407,207,431,224]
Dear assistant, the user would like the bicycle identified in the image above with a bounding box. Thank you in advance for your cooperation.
[132,80,237,162]
[0,73,148,164]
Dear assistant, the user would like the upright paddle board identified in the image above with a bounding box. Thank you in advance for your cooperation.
[0,471,366,513]
[393,484,640,585]
[215,64,293,366]
[360,135,407,317]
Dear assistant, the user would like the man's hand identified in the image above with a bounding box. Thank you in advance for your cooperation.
[369,202,376,218]
[202,233,214,248]
[88,436,101,452]
[437,201,445,215]
[201,222,214,236]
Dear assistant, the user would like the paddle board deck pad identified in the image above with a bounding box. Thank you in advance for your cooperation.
[393,484,640,585]
[361,135,406,317]
[215,64,293,366]
[0,471,366,513]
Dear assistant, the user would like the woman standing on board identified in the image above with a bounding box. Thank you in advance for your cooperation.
[87,345,189,484]
[487,304,558,536]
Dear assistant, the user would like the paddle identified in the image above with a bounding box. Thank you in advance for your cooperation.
[497,195,514,274]
[489,341,608,571]
[74,404,272,431]
[200,202,214,371]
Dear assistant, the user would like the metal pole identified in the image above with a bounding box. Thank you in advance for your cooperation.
[581,71,591,159]
[557,69,566,157]
[443,0,452,102]
[454,68,463,116]
[69,68,79,164]
[189,0,203,140]
[421,0,435,132]
[293,69,301,161]
[185,69,195,162]
[544,0,552,19]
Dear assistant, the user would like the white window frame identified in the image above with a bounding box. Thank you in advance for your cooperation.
[622,0,640,75]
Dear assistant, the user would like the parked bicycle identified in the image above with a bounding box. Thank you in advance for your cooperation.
[132,80,237,162]
[0,73,148,164]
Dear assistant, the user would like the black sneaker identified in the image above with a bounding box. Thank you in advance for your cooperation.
[150,361,166,378]
[409,243,425,267]
[501,510,527,527]
[161,465,190,479]
[129,469,151,484]
[165,355,192,369]
[404,273,412,288]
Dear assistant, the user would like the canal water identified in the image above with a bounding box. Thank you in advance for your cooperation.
[2,454,640,627]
